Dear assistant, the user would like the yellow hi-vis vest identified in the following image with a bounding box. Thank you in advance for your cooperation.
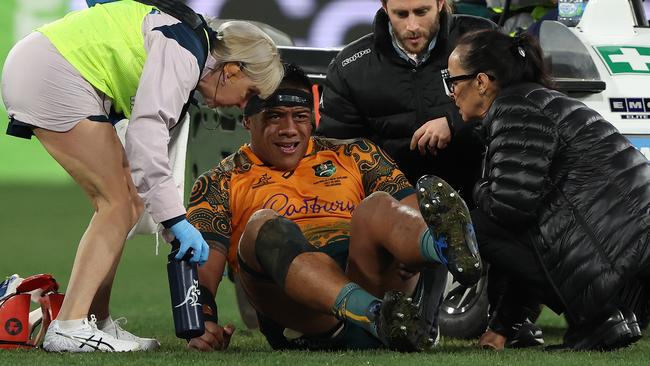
[38,1,155,118]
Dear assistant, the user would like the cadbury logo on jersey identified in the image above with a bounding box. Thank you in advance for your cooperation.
[262,194,355,217]
[313,161,337,177]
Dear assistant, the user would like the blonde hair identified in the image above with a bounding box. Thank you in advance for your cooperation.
[206,19,283,99]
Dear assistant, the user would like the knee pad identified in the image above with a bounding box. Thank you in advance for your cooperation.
[255,217,317,287]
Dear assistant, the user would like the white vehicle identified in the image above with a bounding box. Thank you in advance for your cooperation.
[540,0,650,160]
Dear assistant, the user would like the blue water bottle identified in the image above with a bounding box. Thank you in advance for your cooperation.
[167,240,205,340]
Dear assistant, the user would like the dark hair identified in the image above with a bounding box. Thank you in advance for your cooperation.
[455,29,553,89]
[381,0,452,15]
[279,63,312,91]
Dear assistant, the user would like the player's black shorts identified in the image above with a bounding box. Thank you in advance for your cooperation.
[238,237,384,350]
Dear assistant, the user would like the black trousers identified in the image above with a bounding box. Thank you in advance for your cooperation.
[470,209,564,329]
[471,209,650,331]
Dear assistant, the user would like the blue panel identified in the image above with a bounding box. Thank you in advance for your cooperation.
[627,137,650,159]
[153,23,207,70]
[628,137,650,148]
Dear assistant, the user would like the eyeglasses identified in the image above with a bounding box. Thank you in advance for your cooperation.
[441,69,495,95]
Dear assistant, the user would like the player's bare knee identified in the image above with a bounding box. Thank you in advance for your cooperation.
[355,191,394,223]
[248,209,279,223]
[245,209,280,238]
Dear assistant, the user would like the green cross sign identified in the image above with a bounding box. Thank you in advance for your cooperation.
[595,46,650,75]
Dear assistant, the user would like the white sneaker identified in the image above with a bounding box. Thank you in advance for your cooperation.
[0,274,23,301]
[43,316,141,352]
[100,317,160,351]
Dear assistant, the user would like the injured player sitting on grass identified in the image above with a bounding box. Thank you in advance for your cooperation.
[185,63,483,352]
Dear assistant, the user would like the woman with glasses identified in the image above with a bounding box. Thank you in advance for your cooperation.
[445,29,650,351]
[1,0,282,352]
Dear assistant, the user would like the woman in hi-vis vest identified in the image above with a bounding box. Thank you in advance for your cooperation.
[1,0,282,352]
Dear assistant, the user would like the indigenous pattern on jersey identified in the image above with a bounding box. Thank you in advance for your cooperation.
[187,136,414,270]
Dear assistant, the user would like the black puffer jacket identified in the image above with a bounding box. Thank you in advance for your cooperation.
[316,9,495,203]
[474,83,650,324]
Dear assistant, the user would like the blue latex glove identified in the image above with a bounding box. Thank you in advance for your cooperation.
[169,219,209,265]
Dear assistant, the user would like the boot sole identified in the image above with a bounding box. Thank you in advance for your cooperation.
[416,175,482,286]
[378,290,435,352]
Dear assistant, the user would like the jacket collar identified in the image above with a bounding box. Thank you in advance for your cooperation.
[480,82,546,127]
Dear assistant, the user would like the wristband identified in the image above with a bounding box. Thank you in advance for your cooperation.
[199,285,219,324]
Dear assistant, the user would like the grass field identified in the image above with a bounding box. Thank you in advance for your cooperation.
[1,183,650,365]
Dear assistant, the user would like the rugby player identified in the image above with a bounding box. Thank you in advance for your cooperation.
[185,64,481,351]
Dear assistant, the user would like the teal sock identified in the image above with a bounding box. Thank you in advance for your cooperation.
[331,283,381,338]
[419,229,445,264]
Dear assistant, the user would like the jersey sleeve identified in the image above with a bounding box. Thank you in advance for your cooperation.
[349,139,415,200]
[187,169,233,255]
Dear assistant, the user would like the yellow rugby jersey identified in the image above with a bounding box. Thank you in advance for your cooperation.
[187,136,414,271]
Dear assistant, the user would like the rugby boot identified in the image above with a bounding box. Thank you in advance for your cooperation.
[411,264,447,343]
[375,290,435,352]
[560,308,635,351]
[506,319,544,348]
[416,175,483,286]
[621,307,642,344]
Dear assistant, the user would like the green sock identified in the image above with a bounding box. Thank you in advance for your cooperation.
[419,229,444,264]
[331,282,381,338]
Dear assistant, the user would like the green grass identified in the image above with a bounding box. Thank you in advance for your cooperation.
[1,184,650,365]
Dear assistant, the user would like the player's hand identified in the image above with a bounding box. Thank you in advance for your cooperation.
[169,219,210,265]
[187,322,235,351]
[410,117,451,155]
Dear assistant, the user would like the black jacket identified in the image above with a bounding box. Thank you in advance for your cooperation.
[316,9,496,203]
[475,83,650,324]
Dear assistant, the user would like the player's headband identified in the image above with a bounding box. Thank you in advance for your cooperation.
[243,88,313,117]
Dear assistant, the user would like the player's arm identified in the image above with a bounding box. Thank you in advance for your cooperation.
[186,171,235,351]
[351,138,416,201]
[189,245,235,351]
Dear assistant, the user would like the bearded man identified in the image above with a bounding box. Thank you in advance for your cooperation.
[318,0,495,208]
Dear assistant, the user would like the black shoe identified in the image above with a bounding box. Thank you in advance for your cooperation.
[621,307,642,343]
[375,290,435,352]
[411,265,448,343]
[563,309,634,351]
[506,319,544,348]
[416,175,483,286]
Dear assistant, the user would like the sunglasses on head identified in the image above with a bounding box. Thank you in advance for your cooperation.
[441,69,495,95]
